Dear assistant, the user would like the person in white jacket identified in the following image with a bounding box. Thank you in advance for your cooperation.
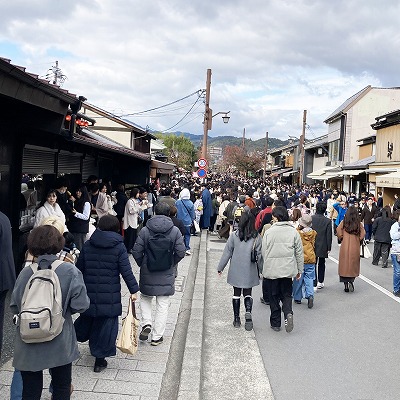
[390,210,400,296]
[34,189,66,230]
[123,188,148,253]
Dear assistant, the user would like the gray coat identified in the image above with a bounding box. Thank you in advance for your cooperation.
[10,255,89,371]
[0,212,16,292]
[311,213,332,258]
[217,231,262,288]
[132,215,186,296]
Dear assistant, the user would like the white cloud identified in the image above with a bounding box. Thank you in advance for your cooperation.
[0,0,399,140]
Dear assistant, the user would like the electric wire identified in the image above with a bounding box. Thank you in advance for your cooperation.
[119,90,204,117]
[162,92,204,132]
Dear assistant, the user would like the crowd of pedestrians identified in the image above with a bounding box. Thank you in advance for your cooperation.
[2,171,400,398]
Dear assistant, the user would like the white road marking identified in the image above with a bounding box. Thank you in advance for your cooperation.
[328,255,400,303]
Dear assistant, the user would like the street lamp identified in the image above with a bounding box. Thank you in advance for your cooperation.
[201,69,230,159]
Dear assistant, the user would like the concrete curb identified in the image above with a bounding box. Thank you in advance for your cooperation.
[177,231,207,400]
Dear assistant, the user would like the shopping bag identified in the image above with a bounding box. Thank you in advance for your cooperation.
[116,299,139,355]
[360,240,372,259]
[191,220,200,234]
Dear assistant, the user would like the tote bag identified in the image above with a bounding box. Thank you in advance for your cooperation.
[116,299,139,355]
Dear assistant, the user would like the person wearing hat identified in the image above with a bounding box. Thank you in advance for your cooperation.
[293,214,317,308]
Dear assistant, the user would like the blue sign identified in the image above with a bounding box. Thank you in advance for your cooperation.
[197,168,207,178]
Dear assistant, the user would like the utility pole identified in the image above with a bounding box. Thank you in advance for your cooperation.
[242,128,246,148]
[263,131,268,181]
[299,110,307,186]
[201,69,212,160]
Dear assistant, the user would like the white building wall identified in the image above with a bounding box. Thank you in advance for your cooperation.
[346,88,400,164]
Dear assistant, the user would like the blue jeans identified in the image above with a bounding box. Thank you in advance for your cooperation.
[365,224,372,241]
[293,263,315,301]
[10,369,22,400]
[184,225,191,250]
[392,254,400,293]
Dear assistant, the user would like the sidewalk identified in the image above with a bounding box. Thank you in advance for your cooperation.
[0,234,200,400]
[0,231,274,399]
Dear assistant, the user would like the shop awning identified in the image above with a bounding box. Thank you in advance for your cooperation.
[282,170,296,177]
[339,169,366,176]
[307,166,341,179]
[366,168,398,174]
[376,171,400,188]
[150,159,175,174]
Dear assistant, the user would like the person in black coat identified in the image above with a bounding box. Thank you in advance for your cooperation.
[361,197,378,242]
[372,207,393,267]
[0,211,16,358]
[75,215,139,372]
[311,202,332,289]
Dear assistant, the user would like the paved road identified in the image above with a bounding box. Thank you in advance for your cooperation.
[251,239,400,400]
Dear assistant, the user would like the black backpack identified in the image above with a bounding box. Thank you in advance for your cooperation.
[146,228,175,272]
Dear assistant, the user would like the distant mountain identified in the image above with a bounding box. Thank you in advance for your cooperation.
[154,130,289,151]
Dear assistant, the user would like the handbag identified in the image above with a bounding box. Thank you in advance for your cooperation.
[182,200,199,234]
[360,240,372,259]
[251,237,258,263]
[116,299,139,355]
[137,215,143,225]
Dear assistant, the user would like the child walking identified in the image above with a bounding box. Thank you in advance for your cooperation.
[293,214,317,308]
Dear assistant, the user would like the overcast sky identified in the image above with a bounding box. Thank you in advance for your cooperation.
[1,0,399,141]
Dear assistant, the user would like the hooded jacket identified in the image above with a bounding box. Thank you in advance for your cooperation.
[261,221,304,279]
[132,215,186,296]
[297,227,317,264]
[175,189,195,227]
[76,229,139,317]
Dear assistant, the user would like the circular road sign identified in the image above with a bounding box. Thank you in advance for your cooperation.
[197,158,208,168]
[197,168,207,178]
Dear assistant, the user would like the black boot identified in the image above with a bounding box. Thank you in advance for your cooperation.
[232,298,241,328]
[244,296,253,331]
[94,357,108,373]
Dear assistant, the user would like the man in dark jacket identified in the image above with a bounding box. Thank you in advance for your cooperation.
[311,202,332,290]
[361,197,378,243]
[133,202,186,346]
[372,208,393,267]
[0,211,16,358]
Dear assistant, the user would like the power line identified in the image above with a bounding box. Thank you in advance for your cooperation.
[119,90,204,117]
[162,92,204,132]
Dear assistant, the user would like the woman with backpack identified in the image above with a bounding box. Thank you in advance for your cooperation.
[10,225,90,400]
[217,211,262,331]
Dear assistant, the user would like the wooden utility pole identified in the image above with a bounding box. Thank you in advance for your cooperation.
[201,69,212,159]
[263,131,268,181]
[242,128,246,148]
[299,110,307,186]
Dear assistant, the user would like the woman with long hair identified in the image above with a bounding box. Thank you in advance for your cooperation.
[67,184,91,250]
[337,206,365,292]
[33,189,66,230]
[123,188,147,252]
[217,210,262,330]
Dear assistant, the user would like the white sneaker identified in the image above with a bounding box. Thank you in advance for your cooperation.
[185,250,191,256]
[314,286,318,292]
[317,282,324,289]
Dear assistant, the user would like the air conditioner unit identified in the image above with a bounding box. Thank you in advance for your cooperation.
[326,161,332,166]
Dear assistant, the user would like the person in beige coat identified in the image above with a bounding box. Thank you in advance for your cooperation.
[336,206,366,292]
[261,206,304,333]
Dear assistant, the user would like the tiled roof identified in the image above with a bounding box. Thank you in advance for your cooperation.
[324,86,371,123]
[73,130,151,161]
[0,57,78,101]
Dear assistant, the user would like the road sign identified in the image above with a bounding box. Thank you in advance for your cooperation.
[197,158,208,168]
[197,168,207,178]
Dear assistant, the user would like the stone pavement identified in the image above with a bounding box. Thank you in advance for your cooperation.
[0,230,275,399]
[0,235,200,400]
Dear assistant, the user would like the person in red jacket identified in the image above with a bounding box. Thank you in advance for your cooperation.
[255,197,274,231]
